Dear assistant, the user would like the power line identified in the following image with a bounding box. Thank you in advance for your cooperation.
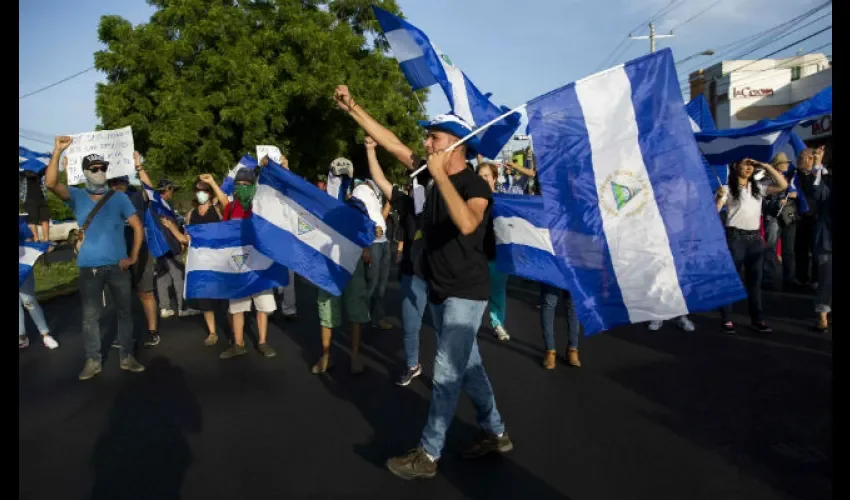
[670,0,727,32]
[19,133,54,146]
[677,8,831,87]
[676,1,831,78]
[595,0,685,71]
[19,66,95,100]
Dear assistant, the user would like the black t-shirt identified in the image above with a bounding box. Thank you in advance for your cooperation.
[24,173,46,205]
[420,166,493,302]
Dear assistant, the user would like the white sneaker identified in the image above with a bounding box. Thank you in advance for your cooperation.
[648,320,664,331]
[494,326,510,341]
[160,309,175,319]
[42,334,59,350]
[676,316,696,332]
[179,309,201,317]
[19,336,30,349]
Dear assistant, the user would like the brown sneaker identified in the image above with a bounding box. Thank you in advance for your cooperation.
[461,430,513,459]
[543,350,557,370]
[376,319,393,330]
[78,359,103,381]
[203,334,218,346]
[119,356,146,373]
[220,343,247,360]
[311,354,334,374]
[386,447,437,480]
[258,343,277,358]
[567,348,581,367]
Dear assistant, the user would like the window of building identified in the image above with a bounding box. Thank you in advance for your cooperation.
[791,66,802,80]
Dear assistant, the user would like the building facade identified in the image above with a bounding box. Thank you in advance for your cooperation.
[688,55,832,151]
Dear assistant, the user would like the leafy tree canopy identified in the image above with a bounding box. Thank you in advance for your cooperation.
[95,0,428,189]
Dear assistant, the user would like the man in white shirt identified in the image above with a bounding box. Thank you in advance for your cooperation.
[352,179,392,330]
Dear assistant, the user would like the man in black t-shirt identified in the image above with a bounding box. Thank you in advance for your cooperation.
[337,85,511,481]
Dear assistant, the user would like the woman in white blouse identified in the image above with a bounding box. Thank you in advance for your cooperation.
[715,158,788,334]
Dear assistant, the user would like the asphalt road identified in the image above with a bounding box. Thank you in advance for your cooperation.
[19,273,832,500]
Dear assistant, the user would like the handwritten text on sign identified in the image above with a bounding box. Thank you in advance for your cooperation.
[256,145,283,164]
[64,127,135,185]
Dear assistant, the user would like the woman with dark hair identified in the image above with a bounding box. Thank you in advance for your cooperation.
[478,162,511,341]
[715,158,788,334]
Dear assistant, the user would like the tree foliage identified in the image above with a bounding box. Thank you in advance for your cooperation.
[94,0,428,188]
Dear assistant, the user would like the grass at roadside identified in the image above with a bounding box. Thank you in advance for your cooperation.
[34,260,78,302]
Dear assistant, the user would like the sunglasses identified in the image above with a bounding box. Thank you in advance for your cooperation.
[86,166,107,173]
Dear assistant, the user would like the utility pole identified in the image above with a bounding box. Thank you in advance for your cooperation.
[629,22,674,53]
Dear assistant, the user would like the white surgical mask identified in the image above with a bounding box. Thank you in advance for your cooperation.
[196,191,210,205]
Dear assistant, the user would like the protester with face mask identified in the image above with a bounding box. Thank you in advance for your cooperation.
[160,174,225,346]
[44,138,146,380]
[213,168,277,359]
[107,174,161,348]
[336,85,511,480]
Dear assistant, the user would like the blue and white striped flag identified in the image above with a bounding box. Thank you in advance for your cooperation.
[184,219,289,299]
[685,95,727,192]
[526,48,745,335]
[250,160,376,296]
[19,146,50,174]
[220,155,258,196]
[372,5,521,159]
[20,242,49,287]
[141,182,176,218]
[694,86,831,165]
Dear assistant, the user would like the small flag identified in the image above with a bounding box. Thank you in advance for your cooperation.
[20,242,49,287]
[184,219,289,299]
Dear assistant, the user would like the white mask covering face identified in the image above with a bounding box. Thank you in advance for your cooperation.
[196,191,210,205]
[83,170,108,194]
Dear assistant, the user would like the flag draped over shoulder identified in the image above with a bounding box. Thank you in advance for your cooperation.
[20,242,49,287]
[372,5,520,158]
[184,219,289,299]
[526,48,745,335]
[249,160,375,296]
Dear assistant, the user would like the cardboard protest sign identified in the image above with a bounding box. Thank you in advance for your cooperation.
[64,126,135,185]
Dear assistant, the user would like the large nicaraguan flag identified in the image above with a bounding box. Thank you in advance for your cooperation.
[19,146,51,174]
[694,86,831,165]
[184,219,289,299]
[20,242,49,287]
[220,155,259,196]
[372,5,521,158]
[250,160,376,296]
[526,48,745,335]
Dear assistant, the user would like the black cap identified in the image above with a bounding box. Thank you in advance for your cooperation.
[234,168,255,184]
[81,154,109,171]
[157,178,178,191]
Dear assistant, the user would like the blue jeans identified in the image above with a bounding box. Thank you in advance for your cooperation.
[79,265,134,362]
[365,241,391,323]
[488,262,509,328]
[540,283,580,351]
[19,273,49,336]
[420,298,505,459]
[399,273,428,369]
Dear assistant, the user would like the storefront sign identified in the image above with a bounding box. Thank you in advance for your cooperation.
[732,87,774,98]
[795,114,832,140]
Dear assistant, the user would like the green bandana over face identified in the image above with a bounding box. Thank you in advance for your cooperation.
[234,184,256,208]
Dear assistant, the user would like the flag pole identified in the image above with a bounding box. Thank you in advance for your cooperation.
[409,103,527,178]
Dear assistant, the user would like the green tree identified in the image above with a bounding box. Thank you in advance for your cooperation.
[94,0,427,189]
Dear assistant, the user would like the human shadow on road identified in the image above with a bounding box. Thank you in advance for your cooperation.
[284,267,571,500]
[89,356,202,500]
[605,326,832,500]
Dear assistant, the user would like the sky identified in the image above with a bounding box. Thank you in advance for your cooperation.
[19,0,831,154]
